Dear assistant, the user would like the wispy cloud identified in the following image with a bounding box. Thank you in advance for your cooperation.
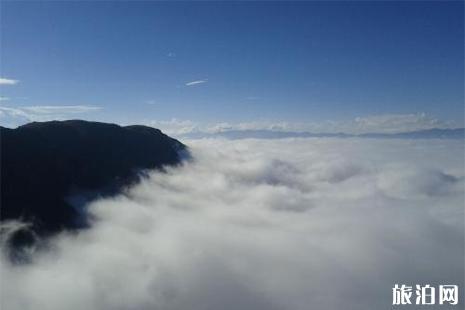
[0,106,30,120]
[0,77,19,85]
[21,105,101,114]
[0,96,10,101]
[0,105,101,127]
[185,79,207,86]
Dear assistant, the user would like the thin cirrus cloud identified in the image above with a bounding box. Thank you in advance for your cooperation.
[185,79,208,86]
[21,105,101,114]
[0,105,102,127]
[0,77,19,85]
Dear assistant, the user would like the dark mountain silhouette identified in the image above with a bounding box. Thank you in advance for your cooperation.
[1,120,187,239]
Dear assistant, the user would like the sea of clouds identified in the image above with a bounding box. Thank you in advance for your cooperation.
[1,138,464,310]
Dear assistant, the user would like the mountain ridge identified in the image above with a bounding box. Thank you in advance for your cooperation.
[1,120,187,243]
[180,127,465,140]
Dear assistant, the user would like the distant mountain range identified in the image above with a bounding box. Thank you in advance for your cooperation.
[1,120,187,249]
[181,128,465,140]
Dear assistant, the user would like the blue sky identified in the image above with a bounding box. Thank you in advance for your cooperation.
[0,1,463,133]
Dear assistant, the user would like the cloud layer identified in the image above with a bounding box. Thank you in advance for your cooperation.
[148,113,460,137]
[1,138,464,310]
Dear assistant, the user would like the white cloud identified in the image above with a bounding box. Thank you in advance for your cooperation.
[185,79,207,86]
[147,118,198,135]
[0,96,10,101]
[146,119,299,136]
[148,113,460,137]
[0,77,19,85]
[220,113,457,134]
[0,105,102,127]
[1,138,463,309]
